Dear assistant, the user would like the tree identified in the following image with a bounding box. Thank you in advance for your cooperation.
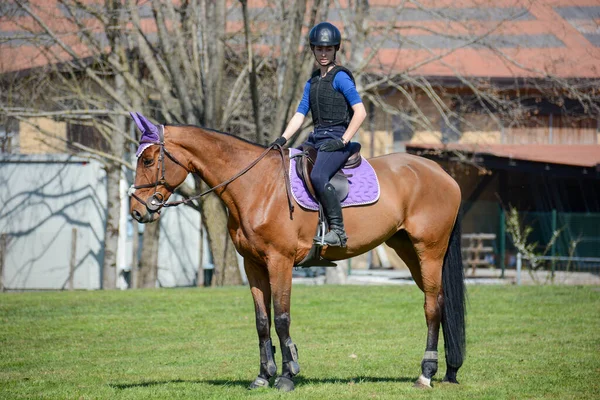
[126,0,242,285]
[1,0,244,286]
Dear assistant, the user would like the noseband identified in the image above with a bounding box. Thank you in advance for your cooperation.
[128,126,295,218]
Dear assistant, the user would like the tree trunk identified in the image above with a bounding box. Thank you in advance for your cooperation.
[343,0,369,88]
[102,18,127,288]
[177,178,241,286]
[137,222,160,288]
[240,0,263,144]
[202,0,226,129]
[130,219,140,289]
[196,223,205,287]
[197,0,241,285]
[271,0,328,142]
[271,1,307,136]
[200,192,242,286]
[102,162,121,289]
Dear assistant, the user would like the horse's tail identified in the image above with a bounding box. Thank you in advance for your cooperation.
[441,212,466,369]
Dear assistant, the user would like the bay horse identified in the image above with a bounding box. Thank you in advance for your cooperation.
[129,116,466,392]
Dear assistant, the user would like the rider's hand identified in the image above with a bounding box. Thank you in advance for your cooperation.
[320,138,346,152]
[269,136,287,147]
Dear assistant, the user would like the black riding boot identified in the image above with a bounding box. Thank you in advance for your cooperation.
[315,183,347,247]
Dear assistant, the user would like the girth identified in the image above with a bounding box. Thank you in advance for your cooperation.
[292,143,362,201]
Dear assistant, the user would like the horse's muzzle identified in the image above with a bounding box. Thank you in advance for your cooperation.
[131,208,160,224]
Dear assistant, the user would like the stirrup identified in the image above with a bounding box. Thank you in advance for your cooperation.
[314,229,347,247]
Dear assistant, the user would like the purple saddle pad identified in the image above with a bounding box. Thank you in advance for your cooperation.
[289,148,380,211]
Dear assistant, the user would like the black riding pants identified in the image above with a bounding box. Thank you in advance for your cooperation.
[304,126,356,200]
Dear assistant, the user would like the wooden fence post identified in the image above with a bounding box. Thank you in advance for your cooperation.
[461,233,496,276]
[69,228,77,290]
[0,234,6,291]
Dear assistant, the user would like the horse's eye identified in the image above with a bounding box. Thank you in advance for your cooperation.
[143,158,154,167]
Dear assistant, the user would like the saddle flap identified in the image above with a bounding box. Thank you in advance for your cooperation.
[295,145,318,199]
[330,173,349,201]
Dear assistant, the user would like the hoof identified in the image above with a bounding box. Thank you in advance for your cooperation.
[274,376,295,392]
[413,375,432,389]
[443,366,459,384]
[248,377,270,390]
[442,375,460,385]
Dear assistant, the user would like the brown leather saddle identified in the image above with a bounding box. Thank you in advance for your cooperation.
[292,143,362,202]
[292,142,362,268]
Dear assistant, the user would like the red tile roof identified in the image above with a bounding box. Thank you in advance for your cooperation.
[1,0,600,78]
[406,143,600,167]
[365,0,600,78]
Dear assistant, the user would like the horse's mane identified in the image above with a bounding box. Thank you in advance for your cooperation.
[165,123,267,150]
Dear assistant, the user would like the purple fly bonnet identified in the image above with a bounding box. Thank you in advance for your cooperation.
[130,112,162,157]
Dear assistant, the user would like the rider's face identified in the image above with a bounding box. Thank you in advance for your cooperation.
[314,45,335,65]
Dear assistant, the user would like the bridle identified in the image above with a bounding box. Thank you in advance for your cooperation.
[127,125,184,212]
[128,125,295,218]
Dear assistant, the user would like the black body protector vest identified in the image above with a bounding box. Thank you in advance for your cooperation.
[309,66,355,129]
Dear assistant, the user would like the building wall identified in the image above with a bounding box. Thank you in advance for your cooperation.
[0,155,105,289]
[18,117,67,154]
[362,89,598,157]
[0,155,202,290]
[505,115,598,145]
[156,191,201,288]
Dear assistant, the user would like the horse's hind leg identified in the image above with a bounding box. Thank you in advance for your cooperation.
[268,255,299,392]
[415,256,444,389]
[386,231,444,388]
[245,259,277,389]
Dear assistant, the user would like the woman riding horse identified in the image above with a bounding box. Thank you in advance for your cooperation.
[129,22,465,394]
[270,22,367,248]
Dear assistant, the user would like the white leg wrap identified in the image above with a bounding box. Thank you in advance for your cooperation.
[416,374,432,387]
[423,351,438,361]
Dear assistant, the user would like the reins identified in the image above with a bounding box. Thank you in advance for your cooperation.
[129,126,295,219]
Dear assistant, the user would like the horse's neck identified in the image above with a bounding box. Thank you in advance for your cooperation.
[171,126,271,212]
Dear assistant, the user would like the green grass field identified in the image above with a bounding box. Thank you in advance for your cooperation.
[1,285,599,399]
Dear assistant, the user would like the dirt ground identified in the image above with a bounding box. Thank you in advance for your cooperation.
[293,264,600,286]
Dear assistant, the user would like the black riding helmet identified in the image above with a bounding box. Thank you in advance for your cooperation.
[308,22,341,50]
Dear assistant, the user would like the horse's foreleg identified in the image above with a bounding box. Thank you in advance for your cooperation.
[245,259,276,389]
[269,257,299,392]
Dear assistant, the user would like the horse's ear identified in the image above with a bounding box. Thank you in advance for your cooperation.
[130,112,142,132]
[130,112,159,138]
[136,112,159,137]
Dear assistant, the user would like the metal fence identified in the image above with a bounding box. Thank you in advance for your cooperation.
[462,200,600,275]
